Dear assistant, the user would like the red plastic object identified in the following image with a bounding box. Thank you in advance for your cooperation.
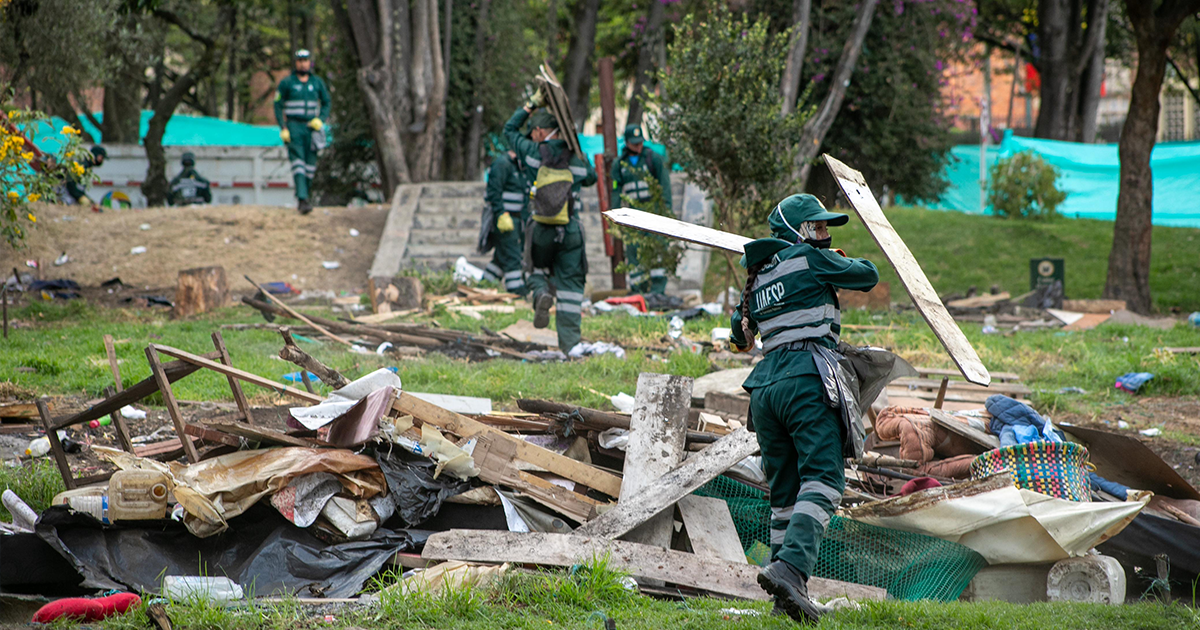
[899,477,942,496]
[32,593,141,623]
[604,294,648,313]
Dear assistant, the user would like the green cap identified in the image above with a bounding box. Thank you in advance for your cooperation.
[90,145,107,159]
[295,49,311,59]
[623,124,644,143]
[529,111,558,130]
[181,152,195,166]
[768,194,847,241]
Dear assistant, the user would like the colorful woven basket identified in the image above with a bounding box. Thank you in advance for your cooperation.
[970,441,1092,502]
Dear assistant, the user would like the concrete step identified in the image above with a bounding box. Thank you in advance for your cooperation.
[412,212,482,230]
[416,197,481,215]
[420,182,487,198]
[409,227,480,245]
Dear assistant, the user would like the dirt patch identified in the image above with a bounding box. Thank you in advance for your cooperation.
[1057,396,1200,491]
[2,203,389,293]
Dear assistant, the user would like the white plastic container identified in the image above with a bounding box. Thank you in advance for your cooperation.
[67,494,110,525]
[162,576,244,603]
[25,437,50,458]
[2,489,38,530]
[108,470,169,520]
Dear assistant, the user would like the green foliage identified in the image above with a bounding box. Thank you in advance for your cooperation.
[0,459,65,521]
[0,106,92,248]
[654,6,808,238]
[614,176,684,278]
[988,150,1067,220]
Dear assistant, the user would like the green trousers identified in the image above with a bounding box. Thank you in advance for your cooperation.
[483,213,527,296]
[750,373,845,580]
[526,221,586,351]
[625,241,668,295]
[285,119,317,200]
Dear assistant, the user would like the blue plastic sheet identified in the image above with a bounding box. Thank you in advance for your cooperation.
[914,131,1200,228]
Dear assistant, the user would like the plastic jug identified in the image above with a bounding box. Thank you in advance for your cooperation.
[162,576,244,603]
[108,470,169,521]
[67,494,110,525]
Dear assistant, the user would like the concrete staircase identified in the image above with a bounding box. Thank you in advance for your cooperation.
[370,177,709,294]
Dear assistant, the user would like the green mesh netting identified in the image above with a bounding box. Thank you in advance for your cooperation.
[694,475,988,602]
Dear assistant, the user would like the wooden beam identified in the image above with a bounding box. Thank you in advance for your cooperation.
[576,429,760,539]
[422,530,887,602]
[823,154,991,387]
[602,208,753,255]
[245,275,352,346]
[103,334,123,391]
[212,332,253,424]
[934,377,948,410]
[620,373,691,552]
[678,495,747,564]
[151,344,324,404]
[928,408,999,451]
[49,353,220,431]
[393,391,623,497]
[37,399,76,490]
[146,346,201,463]
[892,378,1031,396]
[369,184,423,279]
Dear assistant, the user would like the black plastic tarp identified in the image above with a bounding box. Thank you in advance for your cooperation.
[376,449,470,527]
[34,504,424,598]
[1098,512,1200,598]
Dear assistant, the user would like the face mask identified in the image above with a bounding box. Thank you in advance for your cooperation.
[296,68,310,76]
[804,237,832,249]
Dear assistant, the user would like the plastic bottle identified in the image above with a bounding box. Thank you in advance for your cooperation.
[108,470,169,521]
[162,576,244,603]
[89,417,112,429]
[67,494,110,525]
[25,437,50,458]
[2,489,39,531]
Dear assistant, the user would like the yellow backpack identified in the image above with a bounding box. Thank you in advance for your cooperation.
[530,149,574,225]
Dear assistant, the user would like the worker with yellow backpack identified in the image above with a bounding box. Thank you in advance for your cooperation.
[503,91,596,351]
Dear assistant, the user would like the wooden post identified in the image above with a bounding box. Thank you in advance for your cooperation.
[101,334,136,451]
[597,56,626,289]
[37,399,75,490]
[934,376,949,410]
[212,332,253,424]
[103,335,123,391]
[146,346,201,463]
[2,286,7,339]
[619,373,692,559]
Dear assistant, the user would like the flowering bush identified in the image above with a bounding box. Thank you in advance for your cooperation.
[0,105,91,247]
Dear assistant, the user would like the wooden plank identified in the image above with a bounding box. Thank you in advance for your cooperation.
[823,154,991,387]
[916,367,1021,382]
[133,436,201,460]
[537,63,583,160]
[151,344,324,404]
[199,420,318,448]
[394,392,624,497]
[212,332,253,424]
[0,401,39,418]
[49,353,218,431]
[101,335,135,453]
[103,335,123,391]
[678,495,746,564]
[892,378,1031,396]
[505,470,603,523]
[37,399,76,490]
[603,208,753,254]
[620,373,692,558]
[369,183,423,279]
[408,392,492,415]
[183,424,242,447]
[1161,347,1200,354]
[933,377,948,410]
[422,530,887,602]
[245,275,352,347]
[146,346,201,463]
[928,408,999,452]
[886,387,1018,405]
[576,429,760,539]
[947,292,1011,308]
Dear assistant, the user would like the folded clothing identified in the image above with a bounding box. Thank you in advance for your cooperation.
[985,395,1063,447]
[874,406,940,463]
[917,454,976,479]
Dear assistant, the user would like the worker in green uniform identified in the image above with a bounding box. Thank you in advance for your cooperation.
[729,194,878,625]
[274,49,330,215]
[611,124,672,294]
[504,93,596,351]
[480,149,530,295]
[167,152,213,206]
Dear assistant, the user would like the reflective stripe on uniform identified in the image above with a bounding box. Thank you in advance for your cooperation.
[761,324,838,352]
[503,202,524,211]
[753,256,810,288]
[505,279,525,290]
[557,302,582,314]
[558,290,584,303]
[525,155,542,169]
[649,269,667,278]
[502,191,524,201]
[770,528,787,545]
[531,267,549,277]
[757,304,839,336]
[504,270,524,280]
[792,500,831,529]
[799,481,843,506]
[771,506,794,521]
[569,165,588,177]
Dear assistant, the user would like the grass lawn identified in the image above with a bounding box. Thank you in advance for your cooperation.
[708,206,1200,313]
[86,562,1199,630]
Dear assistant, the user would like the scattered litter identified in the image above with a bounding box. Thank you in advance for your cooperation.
[668,316,685,339]
[710,327,732,350]
[130,246,147,255]
[525,350,568,362]
[349,228,360,237]
[322,261,341,270]
[568,341,626,359]
[1189,312,1200,327]
[1117,421,1130,429]
[610,392,635,413]
[1056,387,1087,395]
[120,405,147,420]
[2,489,38,531]
[1139,428,1162,438]
[1114,372,1154,393]
[598,428,630,451]
[719,608,762,617]
[32,593,141,623]
[25,259,37,268]
[139,223,151,231]
[453,256,485,283]
[283,371,322,385]
[376,342,393,355]
[53,252,69,266]
[163,576,244,603]
[605,294,648,313]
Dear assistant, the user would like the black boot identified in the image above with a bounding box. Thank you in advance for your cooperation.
[298,199,313,215]
[532,292,554,329]
[757,561,821,625]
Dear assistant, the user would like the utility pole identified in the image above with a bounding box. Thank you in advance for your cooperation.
[597,57,626,290]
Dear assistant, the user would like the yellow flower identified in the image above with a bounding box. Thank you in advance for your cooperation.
[27,194,40,203]
[6,191,18,200]
[27,213,36,222]
[22,152,34,162]
[70,161,84,177]
[8,111,19,120]
[62,125,79,136]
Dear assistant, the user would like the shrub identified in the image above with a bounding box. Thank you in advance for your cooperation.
[988,151,1068,220]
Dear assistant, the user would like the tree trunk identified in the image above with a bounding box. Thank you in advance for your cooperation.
[564,0,600,130]
[101,50,143,143]
[1034,0,1072,140]
[225,6,239,121]
[627,0,666,127]
[1077,13,1107,143]
[142,7,233,207]
[793,0,879,187]
[411,0,446,181]
[464,0,491,180]
[780,0,812,117]
[1104,0,1200,313]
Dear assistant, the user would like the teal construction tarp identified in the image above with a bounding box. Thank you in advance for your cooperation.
[37,111,283,147]
[920,131,1200,228]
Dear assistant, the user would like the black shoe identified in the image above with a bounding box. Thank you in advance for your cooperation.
[757,561,821,625]
[298,199,312,215]
[533,292,554,329]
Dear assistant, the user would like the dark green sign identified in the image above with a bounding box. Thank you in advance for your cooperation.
[1030,258,1064,291]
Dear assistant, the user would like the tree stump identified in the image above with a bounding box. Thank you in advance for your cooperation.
[370,276,424,313]
[173,266,228,319]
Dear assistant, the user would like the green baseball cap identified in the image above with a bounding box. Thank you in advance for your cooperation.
[181,152,195,166]
[529,111,558,130]
[623,124,644,143]
[768,194,847,241]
